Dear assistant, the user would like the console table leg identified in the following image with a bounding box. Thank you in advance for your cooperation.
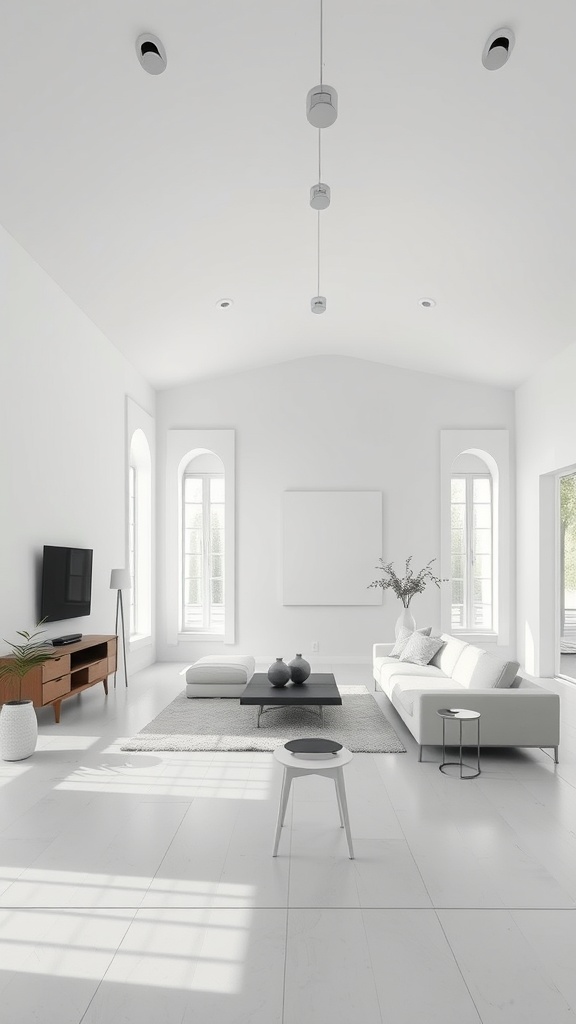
[53,701,61,724]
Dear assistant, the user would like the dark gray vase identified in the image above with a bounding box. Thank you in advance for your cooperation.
[288,654,311,684]
[267,658,291,687]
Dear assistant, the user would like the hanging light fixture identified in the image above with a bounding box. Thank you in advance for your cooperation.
[309,0,335,313]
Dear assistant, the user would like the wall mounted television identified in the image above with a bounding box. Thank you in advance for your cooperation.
[40,546,93,622]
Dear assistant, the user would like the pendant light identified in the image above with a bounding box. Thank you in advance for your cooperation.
[309,0,336,314]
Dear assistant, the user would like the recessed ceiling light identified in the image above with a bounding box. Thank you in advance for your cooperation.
[418,297,436,308]
[136,34,167,75]
[482,28,514,71]
[216,298,233,309]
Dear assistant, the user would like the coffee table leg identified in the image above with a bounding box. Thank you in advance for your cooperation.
[320,706,324,727]
[334,778,345,828]
[257,705,262,728]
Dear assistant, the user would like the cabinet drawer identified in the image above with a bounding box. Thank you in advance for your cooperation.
[43,676,71,703]
[87,658,109,683]
[43,654,71,682]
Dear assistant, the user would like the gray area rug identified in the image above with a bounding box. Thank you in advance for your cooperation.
[121,685,406,753]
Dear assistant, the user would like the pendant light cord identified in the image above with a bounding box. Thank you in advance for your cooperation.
[317,0,323,297]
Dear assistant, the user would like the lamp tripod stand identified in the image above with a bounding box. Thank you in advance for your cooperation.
[110,568,131,688]
[114,589,129,688]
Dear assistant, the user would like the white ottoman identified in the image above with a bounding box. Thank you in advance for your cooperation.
[186,655,255,698]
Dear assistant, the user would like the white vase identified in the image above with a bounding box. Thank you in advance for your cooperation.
[395,606,416,637]
[0,700,38,761]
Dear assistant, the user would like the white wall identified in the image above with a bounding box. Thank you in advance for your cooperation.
[516,341,576,677]
[0,224,155,670]
[157,355,514,661]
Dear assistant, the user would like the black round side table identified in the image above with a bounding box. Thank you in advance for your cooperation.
[437,708,481,779]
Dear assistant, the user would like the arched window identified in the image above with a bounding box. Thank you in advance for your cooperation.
[129,428,152,639]
[181,451,225,635]
[451,453,493,631]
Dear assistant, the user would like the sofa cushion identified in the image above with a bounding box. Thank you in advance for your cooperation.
[389,625,432,658]
[430,633,469,675]
[392,677,464,717]
[452,646,520,689]
[399,633,444,666]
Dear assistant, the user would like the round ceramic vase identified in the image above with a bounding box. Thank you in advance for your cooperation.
[267,658,291,687]
[288,654,311,684]
[395,606,416,638]
[0,700,38,761]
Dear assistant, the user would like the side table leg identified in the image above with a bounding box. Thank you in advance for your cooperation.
[335,767,354,859]
[273,768,293,857]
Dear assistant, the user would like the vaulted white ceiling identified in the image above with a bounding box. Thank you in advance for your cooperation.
[1,1,575,389]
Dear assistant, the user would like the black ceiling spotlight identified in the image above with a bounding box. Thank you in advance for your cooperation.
[136,33,167,75]
[482,28,514,70]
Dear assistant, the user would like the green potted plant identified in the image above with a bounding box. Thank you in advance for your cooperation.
[368,557,447,636]
[0,624,55,760]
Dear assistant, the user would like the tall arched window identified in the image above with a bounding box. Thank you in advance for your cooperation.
[129,428,152,639]
[181,451,225,635]
[451,453,493,631]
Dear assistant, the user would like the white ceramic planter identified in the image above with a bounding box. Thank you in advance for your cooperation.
[395,606,416,637]
[0,700,38,761]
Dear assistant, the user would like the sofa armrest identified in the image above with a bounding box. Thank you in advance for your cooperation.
[411,688,560,747]
[373,643,394,660]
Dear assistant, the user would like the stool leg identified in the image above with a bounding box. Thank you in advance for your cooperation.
[273,768,293,857]
[334,777,345,827]
[335,767,354,859]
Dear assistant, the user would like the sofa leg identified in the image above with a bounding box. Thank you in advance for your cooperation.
[418,745,423,763]
[554,746,559,764]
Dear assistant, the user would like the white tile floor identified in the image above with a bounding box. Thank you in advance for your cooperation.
[1,661,576,1022]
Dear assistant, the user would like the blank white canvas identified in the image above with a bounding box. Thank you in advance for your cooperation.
[283,491,382,605]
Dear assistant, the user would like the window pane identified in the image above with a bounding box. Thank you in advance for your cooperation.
[185,529,202,554]
[451,478,465,502]
[474,554,492,578]
[451,529,465,554]
[210,477,225,502]
[451,580,464,606]
[211,529,224,554]
[473,604,492,629]
[211,580,224,604]
[185,554,202,578]
[451,504,465,529]
[184,477,202,502]
[473,478,491,502]
[451,605,464,629]
[473,529,492,555]
[186,579,202,604]
[473,505,491,529]
[211,506,225,529]
[451,554,465,579]
[185,505,203,529]
[211,554,223,578]
[474,579,492,603]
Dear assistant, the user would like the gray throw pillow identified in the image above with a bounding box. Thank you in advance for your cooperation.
[390,625,432,658]
[399,632,444,666]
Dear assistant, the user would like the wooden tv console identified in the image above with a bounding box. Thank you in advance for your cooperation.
[0,634,117,723]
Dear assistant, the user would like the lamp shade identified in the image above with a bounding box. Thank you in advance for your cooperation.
[110,568,131,590]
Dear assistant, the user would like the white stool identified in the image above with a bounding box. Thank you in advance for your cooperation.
[272,745,354,859]
[186,655,255,698]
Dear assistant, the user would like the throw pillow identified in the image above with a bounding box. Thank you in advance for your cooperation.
[399,632,444,666]
[390,625,432,658]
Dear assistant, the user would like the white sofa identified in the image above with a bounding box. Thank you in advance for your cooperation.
[373,633,560,762]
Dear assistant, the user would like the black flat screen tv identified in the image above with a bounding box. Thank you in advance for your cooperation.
[40,546,93,622]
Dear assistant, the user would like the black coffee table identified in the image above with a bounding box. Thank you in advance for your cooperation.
[240,673,342,728]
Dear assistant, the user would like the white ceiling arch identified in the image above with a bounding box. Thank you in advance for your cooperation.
[1,0,575,389]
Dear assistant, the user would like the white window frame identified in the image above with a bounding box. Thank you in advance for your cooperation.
[128,463,137,638]
[166,429,235,647]
[451,472,493,633]
[181,472,225,634]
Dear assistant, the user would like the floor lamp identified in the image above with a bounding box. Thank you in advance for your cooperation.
[110,568,130,688]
